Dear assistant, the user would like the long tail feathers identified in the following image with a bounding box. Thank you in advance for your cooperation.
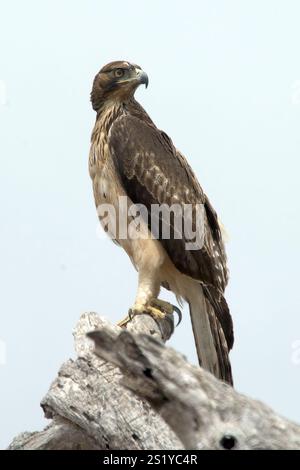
[188,285,234,386]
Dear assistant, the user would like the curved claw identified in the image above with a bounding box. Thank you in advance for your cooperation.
[158,314,175,338]
[128,308,134,321]
[172,304,182,326]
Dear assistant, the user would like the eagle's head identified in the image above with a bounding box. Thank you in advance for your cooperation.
[91,60,148,112]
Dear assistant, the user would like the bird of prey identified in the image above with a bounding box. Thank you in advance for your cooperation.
[89,60,234,385]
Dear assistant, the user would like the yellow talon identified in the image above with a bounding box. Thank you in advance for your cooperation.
[117,315,131,328]
[117,299,182,328]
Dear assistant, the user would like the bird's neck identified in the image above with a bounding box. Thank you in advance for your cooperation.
[125,98,156,127]
[94,100,123,136]
[95,97,155,132]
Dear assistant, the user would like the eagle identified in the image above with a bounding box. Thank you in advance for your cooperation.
[89,60,234,385]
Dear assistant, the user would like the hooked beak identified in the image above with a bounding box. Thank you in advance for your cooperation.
[135,68,149,88]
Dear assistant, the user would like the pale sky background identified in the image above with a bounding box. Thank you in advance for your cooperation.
[1,0,300,449]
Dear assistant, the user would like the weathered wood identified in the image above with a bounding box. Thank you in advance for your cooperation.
[9,312,181,450]
[8,417,100,450]
[89,325,300,449]
[8,312,300,450]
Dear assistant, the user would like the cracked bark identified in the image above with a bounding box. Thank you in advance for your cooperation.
[8,312,300,450]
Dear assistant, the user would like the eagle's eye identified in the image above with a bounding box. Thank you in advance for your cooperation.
[114,68,125,78]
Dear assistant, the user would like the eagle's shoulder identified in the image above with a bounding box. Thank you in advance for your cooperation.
[109,113,204,205]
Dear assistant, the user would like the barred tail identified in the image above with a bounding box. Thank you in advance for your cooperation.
[188,284,233,385]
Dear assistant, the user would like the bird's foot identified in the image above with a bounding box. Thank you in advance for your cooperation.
[148,299,182,326]
[117,299,182,328]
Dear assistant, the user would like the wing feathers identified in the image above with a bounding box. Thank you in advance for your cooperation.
[109,115,228,292]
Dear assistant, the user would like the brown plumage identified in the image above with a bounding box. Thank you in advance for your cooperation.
[89,60,234,384]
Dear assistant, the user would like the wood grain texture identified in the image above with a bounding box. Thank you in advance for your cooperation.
[8,312,300,450]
